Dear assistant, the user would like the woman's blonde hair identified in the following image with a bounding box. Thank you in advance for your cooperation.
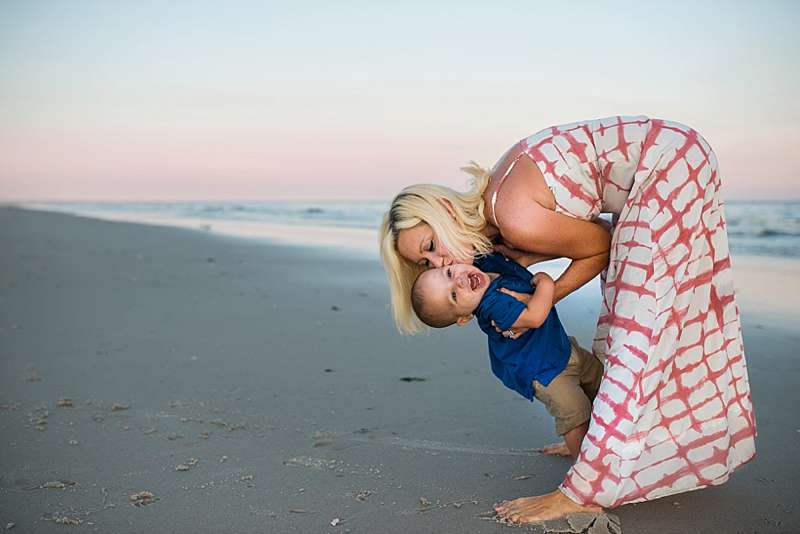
[380,162,493,333]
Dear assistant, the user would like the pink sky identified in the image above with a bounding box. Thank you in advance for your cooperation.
[2,2,798,201]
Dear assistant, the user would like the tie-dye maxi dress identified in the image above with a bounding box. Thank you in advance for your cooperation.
[516,116,756,508]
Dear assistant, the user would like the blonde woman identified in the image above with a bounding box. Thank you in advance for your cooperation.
[380,116,756,524]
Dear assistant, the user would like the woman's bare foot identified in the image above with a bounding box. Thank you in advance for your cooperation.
[537,441,571,456]
[494,489,602,524]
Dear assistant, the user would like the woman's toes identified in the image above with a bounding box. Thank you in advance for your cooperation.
[498,507,514,520]
[510,512,526,524]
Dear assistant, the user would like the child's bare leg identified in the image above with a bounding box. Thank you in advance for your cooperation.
[538,421,588,457]
[562,421,589,458]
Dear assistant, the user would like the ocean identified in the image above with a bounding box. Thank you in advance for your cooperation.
[18,200,800,260]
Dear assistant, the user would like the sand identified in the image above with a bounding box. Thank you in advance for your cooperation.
[0,206,798,533]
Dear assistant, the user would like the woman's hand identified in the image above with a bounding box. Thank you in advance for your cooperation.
[593,216,614,234]
[492,287,532,339]
[493,243,559,267]
[499,287,530,303]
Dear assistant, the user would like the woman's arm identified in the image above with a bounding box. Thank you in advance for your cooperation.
[551,251,608,303]
[494,243,560,267]
[498,196,611,303]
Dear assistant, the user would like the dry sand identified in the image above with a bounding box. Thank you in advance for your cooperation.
[0,206,798,533]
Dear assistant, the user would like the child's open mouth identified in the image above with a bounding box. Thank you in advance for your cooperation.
[468,272,482,291]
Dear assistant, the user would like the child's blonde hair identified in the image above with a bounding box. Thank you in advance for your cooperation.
[379,162,493,333]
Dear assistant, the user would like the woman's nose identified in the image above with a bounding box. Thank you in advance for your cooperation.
[430,256,447,268]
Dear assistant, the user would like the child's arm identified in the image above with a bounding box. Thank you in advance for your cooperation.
[506,273,555,329]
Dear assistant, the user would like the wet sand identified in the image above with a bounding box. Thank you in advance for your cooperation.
[0,206,798,533]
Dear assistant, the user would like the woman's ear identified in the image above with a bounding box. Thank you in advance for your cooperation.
[438,198,458,223]
[456,314,473,326]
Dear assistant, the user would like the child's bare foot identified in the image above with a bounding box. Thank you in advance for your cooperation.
[537,441,571,456]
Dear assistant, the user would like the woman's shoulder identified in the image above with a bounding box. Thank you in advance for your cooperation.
[487,154,556,229]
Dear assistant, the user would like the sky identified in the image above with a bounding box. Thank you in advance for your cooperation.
[1,0,798,201]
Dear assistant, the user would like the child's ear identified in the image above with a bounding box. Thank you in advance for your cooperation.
[456,314,473,326]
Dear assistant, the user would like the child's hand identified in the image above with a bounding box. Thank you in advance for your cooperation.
[532,272,554,287]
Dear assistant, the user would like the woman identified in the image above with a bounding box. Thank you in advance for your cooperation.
[379,116,756,523]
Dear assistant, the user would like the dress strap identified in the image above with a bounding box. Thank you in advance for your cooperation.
[490,151,527,227]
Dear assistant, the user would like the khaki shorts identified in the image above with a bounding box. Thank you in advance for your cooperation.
[532,337,604,436]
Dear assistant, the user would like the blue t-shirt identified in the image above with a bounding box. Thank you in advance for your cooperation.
[473,253,571,401]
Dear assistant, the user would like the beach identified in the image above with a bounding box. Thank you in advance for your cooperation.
[1,205,798,533]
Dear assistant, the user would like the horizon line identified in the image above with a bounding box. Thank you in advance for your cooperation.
[4,196,800,205]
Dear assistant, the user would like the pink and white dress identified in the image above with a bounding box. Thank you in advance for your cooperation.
[511,116,756,507]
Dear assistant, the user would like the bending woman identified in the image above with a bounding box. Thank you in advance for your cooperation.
[379,115,756,523]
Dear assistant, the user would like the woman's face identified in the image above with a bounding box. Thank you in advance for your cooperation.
[396,222,469,269]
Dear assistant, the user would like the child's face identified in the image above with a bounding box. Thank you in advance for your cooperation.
[417,263,490,323]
